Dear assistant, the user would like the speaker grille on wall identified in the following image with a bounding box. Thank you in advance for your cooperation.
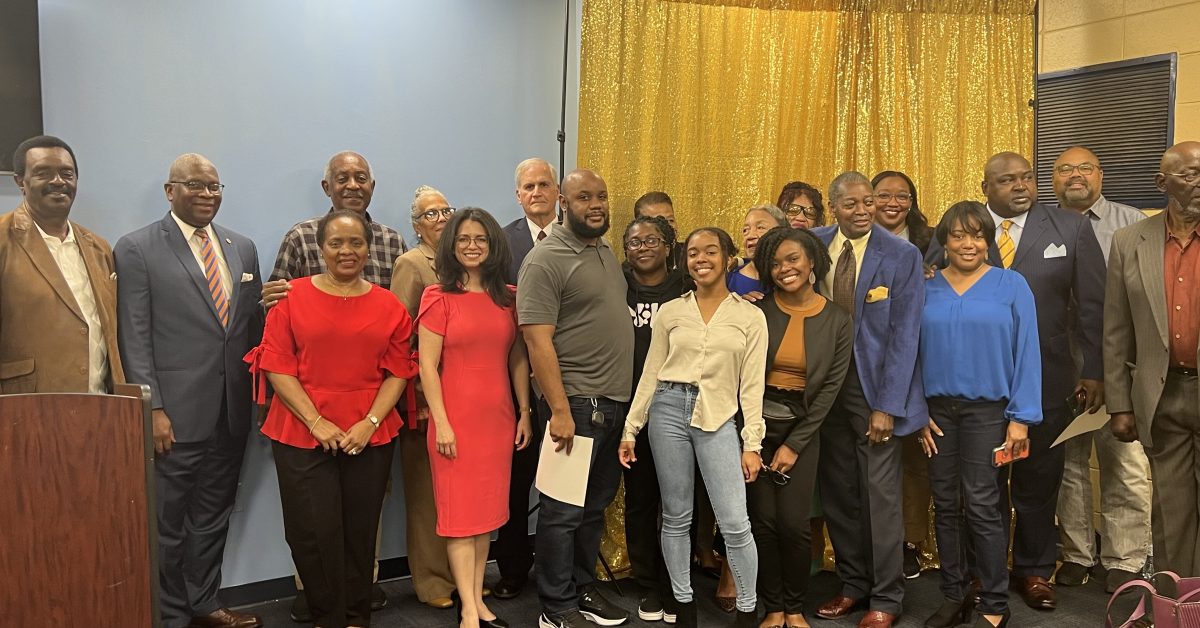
[0,0,44,174]
[1035,53,1176,210]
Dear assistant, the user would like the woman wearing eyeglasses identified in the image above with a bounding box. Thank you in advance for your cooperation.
[776,182,825,230]
[620,227,767,628]
[621,215,693,623]
[747,227,852,628]
[390,185,460,609]
[419,208,532,628]
[871,170,936,580]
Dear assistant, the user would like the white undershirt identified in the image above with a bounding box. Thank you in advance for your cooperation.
[35,221,108,393]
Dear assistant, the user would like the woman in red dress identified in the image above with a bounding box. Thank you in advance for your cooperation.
[245,210,414,628]
[418,208,533,628]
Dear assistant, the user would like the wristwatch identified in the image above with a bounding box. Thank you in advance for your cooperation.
[366,413,381,429]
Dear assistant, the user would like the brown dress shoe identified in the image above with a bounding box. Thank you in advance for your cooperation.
[1011,575,1056,610]
[188,607,262,628]
[857,611,897,628]
[815,595,862,619]
[426,595,455,609]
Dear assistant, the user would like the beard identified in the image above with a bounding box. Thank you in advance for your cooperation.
[566,207,610,239]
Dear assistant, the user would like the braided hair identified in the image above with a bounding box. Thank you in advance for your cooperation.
[752,226,834,296]
[622,215,678,272]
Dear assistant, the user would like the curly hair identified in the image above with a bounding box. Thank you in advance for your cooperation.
[623,215,678,271]
[776,181,825,227]
[752,226,833,296]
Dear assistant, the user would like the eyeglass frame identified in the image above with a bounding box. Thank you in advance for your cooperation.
[454,234,490,247]
[760,464,790,486]
[416,207,457,222]
[169,180,225,194]
[873,192,913,204]
[1163,171,1200,184]
[1055,163,1099,176]
[783,204,818,220]
[625,235,665,250]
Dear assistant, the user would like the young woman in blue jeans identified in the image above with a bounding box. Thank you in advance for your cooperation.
[620,227,768,628]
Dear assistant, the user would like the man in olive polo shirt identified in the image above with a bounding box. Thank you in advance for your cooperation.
[518,169,634,628]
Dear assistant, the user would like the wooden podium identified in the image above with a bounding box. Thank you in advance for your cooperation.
[0,384,160,627]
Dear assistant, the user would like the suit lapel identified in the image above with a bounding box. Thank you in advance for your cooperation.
[1135,221,1169,346]
[212,225,243,328]
[855,229,885,321]
[13,205,85,322]
[1012,206,1047,269]
[161,215,223,326]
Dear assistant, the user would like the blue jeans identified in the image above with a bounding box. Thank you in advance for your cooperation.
[535,395,626,618]
[648,382,758,612]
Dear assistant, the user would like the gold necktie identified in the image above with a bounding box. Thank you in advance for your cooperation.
[997,219,1015,269]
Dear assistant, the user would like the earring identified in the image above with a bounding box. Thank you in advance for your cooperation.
[809,271,817,284]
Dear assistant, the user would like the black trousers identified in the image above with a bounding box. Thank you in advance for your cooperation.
[156,414,246,628]
[623,425,671,598]
[748,403,819,615]
[273,439,395,628]
[1002,404,1069,578]
[927,397,1010,615]
[494,397,542,582]
[817,364,905,615]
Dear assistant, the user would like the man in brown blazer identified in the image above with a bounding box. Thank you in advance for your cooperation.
[1105,140,1200,577]
[0,135,123,393]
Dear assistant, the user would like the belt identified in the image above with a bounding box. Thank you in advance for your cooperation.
[1169,366,1198,377]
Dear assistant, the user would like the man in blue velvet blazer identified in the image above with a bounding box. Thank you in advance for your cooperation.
[925,152,1106,611]
[812,172,925,628]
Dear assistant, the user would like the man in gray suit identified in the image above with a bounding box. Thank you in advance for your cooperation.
[1106,140,1200,578]
[116,153,264,628]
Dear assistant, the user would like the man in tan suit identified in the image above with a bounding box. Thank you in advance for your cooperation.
[1106,140,1200,577]
[1,135,123,393]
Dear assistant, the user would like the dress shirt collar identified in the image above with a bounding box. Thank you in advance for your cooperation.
[34,218,77,245]
[1083,195,1110,221]
[526,217,553,243]
[170,210,216,243]
[1165,210,1200,243]
[327,206,375,224]
[554,222,609,254]
[986,204,1028,230]
[681,289,747,307]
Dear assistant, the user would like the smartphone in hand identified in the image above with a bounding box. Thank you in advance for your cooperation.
[992,445,1030,468]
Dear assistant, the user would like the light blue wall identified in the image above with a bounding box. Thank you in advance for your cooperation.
[1,0,581,587]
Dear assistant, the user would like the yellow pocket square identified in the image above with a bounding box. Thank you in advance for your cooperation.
[865,286,889,303]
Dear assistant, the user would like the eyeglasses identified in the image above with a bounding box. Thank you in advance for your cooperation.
[1164,171,1200,184]
[1056,163,1098,176]
[455,235,489,247]
[874,192,912,204]
[418,207,456,222]
[784,204,818,220]
[760,465,790,486]
[625,236,664,250]
[170,180,224,194]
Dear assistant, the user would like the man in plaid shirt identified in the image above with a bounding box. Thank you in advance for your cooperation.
[258,150,407,621]
[262,151,406,301]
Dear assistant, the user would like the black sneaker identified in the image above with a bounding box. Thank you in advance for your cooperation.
[1055,561,1091,586]
[662,596,677,624]
[638,590,664,621]
[539,610,593,628]
[579,587,629,626]
[903,542,922,579]
[289,593,311,623]
[371,584,389,610]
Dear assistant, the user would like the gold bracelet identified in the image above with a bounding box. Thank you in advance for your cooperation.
[308,416,324,434]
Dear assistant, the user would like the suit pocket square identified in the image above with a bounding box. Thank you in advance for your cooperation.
[240,272,255,282]
[1043,243,1067,258]
[866,286,889,303]
[109,272,117,281]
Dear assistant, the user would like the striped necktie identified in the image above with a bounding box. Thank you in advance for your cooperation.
[997,219,1016,269]
[195,229,230,328]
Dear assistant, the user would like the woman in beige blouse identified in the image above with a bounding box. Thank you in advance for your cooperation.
[619,227,768,628]
[390,185,459,609]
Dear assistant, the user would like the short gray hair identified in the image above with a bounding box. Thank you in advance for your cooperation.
[514,158,558,187]
[827,171,871,205]
[745,203,787,227]
[323,151,373,184]
[410,185,447,221]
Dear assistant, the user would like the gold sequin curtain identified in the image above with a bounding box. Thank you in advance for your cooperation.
[578,0,1035,242]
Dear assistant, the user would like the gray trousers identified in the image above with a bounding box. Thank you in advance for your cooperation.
[1146,372,1200,577]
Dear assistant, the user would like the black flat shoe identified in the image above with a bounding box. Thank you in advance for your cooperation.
[451,590,462,622]
[479,617,509,628]
[926,597,972,628]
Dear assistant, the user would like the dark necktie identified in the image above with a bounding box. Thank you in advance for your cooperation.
[537,230,547,242]
[833,240,856,319]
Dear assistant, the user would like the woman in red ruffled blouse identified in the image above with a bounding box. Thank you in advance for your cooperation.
[245,210,414,628]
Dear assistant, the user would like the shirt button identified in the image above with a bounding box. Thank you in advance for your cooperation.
[1178,305,1184,311]
[1177,334,1183,339]
[1180,277,1185,282]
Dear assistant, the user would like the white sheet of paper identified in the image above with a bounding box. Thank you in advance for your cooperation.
[1051,409,1111,448]
[534,429,594,507]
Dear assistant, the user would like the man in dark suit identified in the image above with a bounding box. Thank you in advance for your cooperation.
[1106,141,1200,577]
[115,154,264,628]
[812,171,926,628]
[926,152,1106,610]
[493,157,557,599]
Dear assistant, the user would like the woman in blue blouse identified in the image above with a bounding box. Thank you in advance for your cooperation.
[918,201,1041,628]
